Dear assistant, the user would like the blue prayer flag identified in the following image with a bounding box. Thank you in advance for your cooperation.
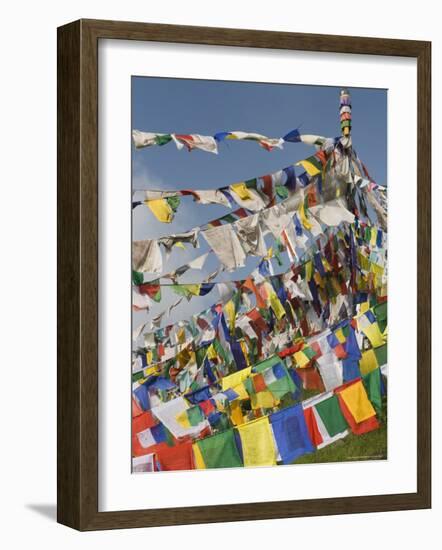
[270,404,314,464]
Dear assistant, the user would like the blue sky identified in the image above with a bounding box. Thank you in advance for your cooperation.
[132,77,387,330]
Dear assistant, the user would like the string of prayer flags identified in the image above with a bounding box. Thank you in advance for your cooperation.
[133,128,332,155]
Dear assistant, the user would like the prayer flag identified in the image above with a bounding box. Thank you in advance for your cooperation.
[314,395,348,437]
[359,349,379,376]
[156,440,195,471]
[336,379,377,423]
[270,404,314,464]
[195,429,243,469]
[237,417,277,467]
[145,198,174,223]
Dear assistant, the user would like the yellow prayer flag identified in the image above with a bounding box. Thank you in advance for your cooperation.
[371,263,384,276]
[230,182,252,200]
[146,350,153,365]
[221,367,252,391]
[335,328,346,344]
[269,291,286,320]
[251,390,278,410]
[305,260,313,281]
[184,284,201,296]
[177,327,186,344]
[224,300,236,332]
[237,417,277,467]
[340,380,376,423]
[232,382,249,400]
[177,347,191,368]
[298,201,312,230]
[240,341,250,366]
[297,159,321,176]
[192,443,206,469]
[144,365,157,376]
[176,410,191,428]
[359,349,379,376]
[293,350,311,368]
[230,400,245,425]
[145,198,173,223]
[207,344,217,360]
[362,322,385,348]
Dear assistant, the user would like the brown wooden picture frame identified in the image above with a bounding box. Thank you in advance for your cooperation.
[57,18,431,531]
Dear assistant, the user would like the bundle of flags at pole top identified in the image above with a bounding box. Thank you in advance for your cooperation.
[131,89,389,472]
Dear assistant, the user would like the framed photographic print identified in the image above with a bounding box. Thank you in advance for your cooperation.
[57,19,431,530]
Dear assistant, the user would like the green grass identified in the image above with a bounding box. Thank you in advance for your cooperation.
[293,395,388,465]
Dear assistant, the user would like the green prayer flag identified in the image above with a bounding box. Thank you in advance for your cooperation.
[132,371,144,383]
[154,134,173,146]
[166,195,181,212]
[243,377,255,395]
[374,343,387,366]
[275,184,289,199]
[196,429,243,468]
[212,413,230,432]
[254,355,281,373]
[213,338,232,365]
[245,178,258,189]
[196,347,207,367]
[315,395,348,436]
[220,213,237,224]
[132,270,144,285]
[374,302,388,333]
[267,372,295,400]
[188,405,205,426]
[362,368,382,416]
[303,346,316,360]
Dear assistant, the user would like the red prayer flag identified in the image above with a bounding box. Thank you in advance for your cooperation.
[156,441,195,471]
[132,411,156,434]
[303,407,323,447]
[132,439,169,458]
[296,367,325,391]
[333,343,347,359]
[253,373,267,393]
[132,398,144,418]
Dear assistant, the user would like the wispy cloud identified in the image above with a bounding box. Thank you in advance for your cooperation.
[132,156,166,190]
